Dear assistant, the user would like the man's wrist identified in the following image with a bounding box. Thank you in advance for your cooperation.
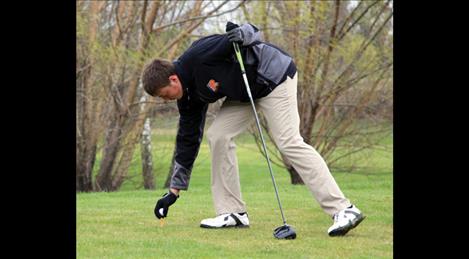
[170,188,180,196]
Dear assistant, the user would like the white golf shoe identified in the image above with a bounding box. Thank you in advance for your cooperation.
[328,205,365,236]
[200,213,250,228]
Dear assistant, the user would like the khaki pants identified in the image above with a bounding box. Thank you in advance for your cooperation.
[206,73,350,217]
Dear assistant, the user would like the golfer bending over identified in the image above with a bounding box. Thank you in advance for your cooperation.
[142,22,365,236]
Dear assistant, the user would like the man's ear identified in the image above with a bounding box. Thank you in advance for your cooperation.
[169,74,178,82]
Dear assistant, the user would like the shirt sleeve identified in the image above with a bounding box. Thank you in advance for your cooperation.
[238,23,262,46]
[169,98,208,190]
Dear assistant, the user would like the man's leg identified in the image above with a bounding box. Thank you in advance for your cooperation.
[206,100,253,215]
[257,73,351,216]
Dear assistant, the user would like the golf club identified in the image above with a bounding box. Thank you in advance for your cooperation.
[233,42,296,240]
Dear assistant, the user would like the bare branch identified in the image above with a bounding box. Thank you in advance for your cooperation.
[153,0,246,33]
[140,0,148,33]
[337,0,380,41]
[337,0,363,37]
[155,0,235,57]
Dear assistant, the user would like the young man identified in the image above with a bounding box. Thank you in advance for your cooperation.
[142,22,365,236]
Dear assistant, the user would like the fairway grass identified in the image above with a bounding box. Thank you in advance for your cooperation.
[78,132,392,258]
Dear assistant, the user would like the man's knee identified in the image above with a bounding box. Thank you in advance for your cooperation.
[276,135,309,154]
[206,126,217,143]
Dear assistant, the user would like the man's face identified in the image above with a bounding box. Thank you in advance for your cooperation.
[155,75,183,101]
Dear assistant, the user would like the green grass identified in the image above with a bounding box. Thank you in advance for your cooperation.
[78,128,393,258]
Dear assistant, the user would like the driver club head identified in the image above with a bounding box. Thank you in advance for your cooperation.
[273,224,297,240]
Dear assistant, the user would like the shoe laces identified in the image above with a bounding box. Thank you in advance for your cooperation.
[333,209,348,223]
[333,213,340,223]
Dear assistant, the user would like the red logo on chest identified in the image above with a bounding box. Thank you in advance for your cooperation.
[207,79,219,92]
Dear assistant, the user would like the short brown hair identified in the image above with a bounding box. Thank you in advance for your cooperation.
[141,59,176,96]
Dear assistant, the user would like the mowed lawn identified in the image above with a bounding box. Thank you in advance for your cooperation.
[77,128,393,258]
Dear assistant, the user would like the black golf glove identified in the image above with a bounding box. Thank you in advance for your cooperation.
[226,21,244,44]
[154,191,179,219]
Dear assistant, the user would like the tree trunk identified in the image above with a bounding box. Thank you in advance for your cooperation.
[95,114,123,191]
[141,114,155,189]
[287,167,304,185]
[76,147,96,192]
[76,1,104,192]
[111,91,154,190]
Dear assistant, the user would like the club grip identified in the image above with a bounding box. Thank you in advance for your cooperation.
[233,43,245,73]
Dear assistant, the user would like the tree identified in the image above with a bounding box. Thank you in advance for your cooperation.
[242,0,393,183]
[77,0,246,192]
[76,1,106,191]
[140,90,155,190]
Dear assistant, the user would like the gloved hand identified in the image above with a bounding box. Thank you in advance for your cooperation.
[226,21,239,32]
[154,191,179,219]
[226,21,243,44]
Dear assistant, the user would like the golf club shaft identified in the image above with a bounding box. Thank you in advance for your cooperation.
[233,43,287,225]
